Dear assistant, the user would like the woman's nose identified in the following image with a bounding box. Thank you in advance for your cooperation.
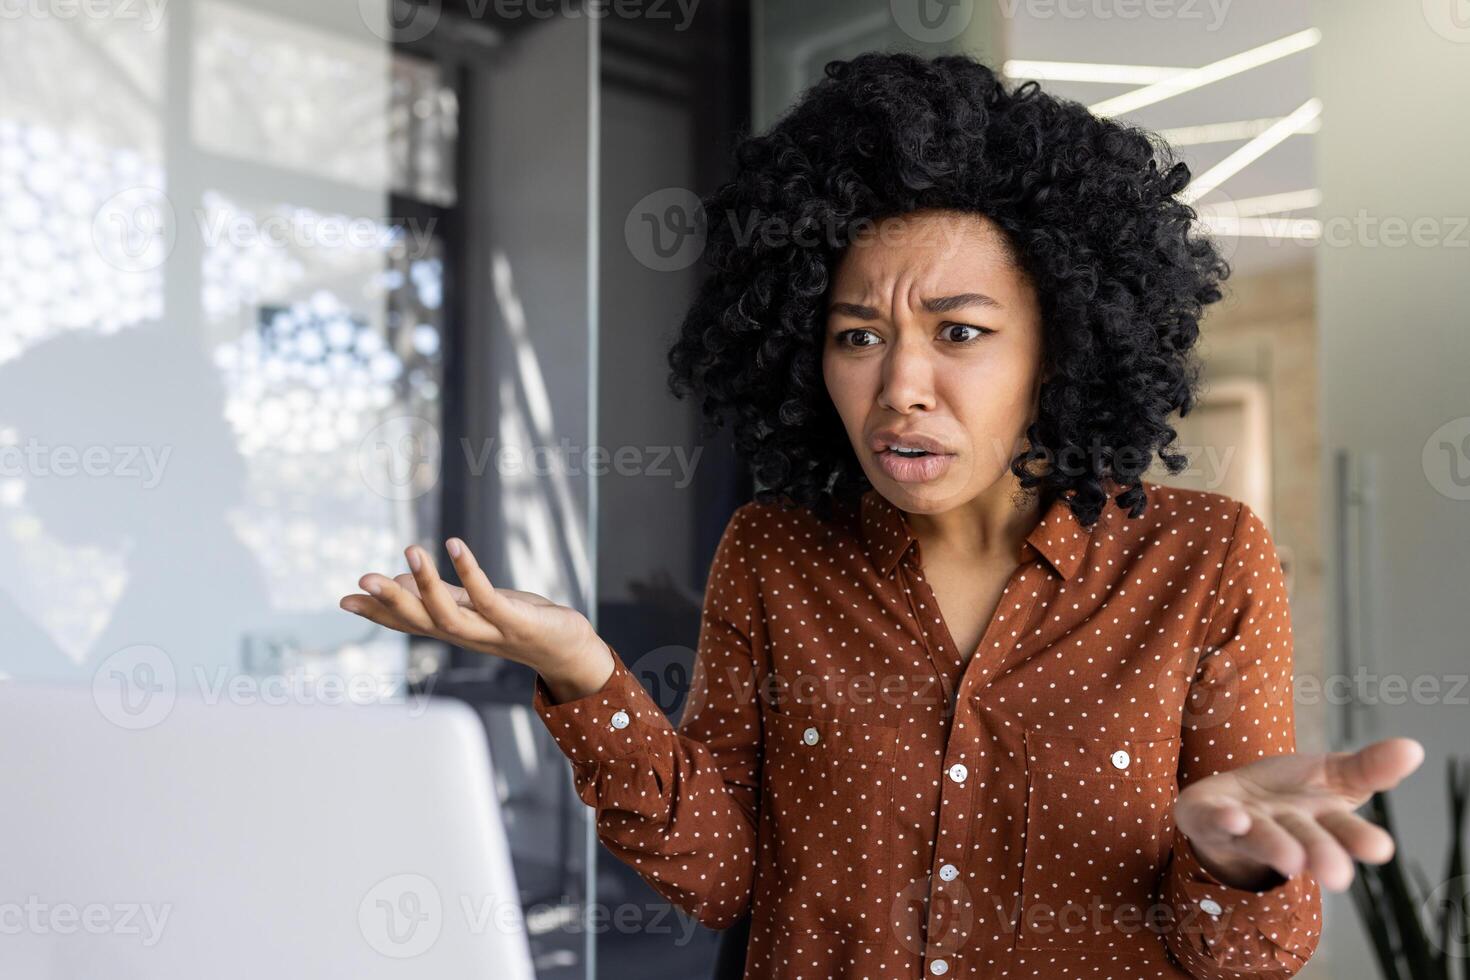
[878,338,936,413]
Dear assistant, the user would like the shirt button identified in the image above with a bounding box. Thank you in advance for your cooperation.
[947,763,968,783]
[803,726,821,745]
[939,863,959,881]
[1111,749,1130,770]
[1198,898,1223,916]
[929,958,949,975]
[610,710,630,730]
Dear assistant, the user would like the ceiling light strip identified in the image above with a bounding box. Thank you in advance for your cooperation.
[1088,27,1321,117]
[1180,98,1322,203]
[1157,115,1322,146]
[1197,189,1323,217]
[1001,60,1186,84]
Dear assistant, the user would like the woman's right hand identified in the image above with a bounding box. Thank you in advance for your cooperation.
[339,538,613,701]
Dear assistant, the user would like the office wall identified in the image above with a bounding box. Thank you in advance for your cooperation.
[1194,262,1328,756]
[457,14,597,615]
[1312,2,1470,975]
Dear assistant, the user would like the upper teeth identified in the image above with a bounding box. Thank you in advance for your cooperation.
[891,445,928,455]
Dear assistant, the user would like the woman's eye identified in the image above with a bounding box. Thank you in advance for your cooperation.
[834,325,990,347]
[942,323,993,343]
[836,328,881,348]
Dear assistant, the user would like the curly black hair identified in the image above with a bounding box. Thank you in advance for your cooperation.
[666,50,1229,528]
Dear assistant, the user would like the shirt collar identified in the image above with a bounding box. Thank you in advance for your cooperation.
[858,485,1095,581]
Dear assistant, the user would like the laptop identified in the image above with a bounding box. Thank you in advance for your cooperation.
[0,680,535,979]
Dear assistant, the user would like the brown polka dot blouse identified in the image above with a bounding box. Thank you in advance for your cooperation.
[533,479,1323,978]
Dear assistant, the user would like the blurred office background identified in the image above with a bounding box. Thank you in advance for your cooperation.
[1,1,1466,978]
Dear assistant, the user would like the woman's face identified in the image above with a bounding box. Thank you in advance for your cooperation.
[822,208,1045,515]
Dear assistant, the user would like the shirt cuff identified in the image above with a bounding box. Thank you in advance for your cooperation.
[1168,829,1314,939]
[531,643,673,767]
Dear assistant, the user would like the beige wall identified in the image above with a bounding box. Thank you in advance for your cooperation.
[1196,260,1326,755]
[1167,259,1328,978]
[1157,259,1326,754]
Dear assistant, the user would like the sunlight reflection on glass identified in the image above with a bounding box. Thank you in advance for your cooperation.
[491,249,590,612]
[201,193,443,613]
[0,119,165,365]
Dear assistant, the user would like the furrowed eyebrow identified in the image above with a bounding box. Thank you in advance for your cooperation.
[922,293,1004,314]
[827,301,880,320]
[827,293,1004,320]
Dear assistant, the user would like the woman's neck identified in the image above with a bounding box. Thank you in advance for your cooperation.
[904,475,1045,563]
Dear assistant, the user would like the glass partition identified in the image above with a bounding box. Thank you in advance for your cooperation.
[0,1,600,977]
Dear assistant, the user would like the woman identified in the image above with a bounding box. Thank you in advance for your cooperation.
[341,52,1422,978]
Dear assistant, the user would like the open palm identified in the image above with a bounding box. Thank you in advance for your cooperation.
[339,539,598,671]
[1175,736,1425,892]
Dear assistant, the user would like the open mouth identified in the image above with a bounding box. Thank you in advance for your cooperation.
[872,437,956,483]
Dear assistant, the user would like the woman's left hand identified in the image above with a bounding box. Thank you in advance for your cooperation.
[1174,736,1425,893]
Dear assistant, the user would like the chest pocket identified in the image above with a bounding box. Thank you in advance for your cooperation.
[1013,729,1181,952]
[760,709,900,942]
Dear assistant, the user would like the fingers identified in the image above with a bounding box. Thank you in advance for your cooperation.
[1234,810,1308,880]
[1187,795,1253,840]
[1327,737,1426,800]
[1276,809,1354,892]
[406,544,465,630]
[445,537,511,628]
[340,594,417,634]
[1318,808,1396,865]
[1225,807,1389,894]
[393,572,473,608]
[344,575,436,635]
[342,542,516,651]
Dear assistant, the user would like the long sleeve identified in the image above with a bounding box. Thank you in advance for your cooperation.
[531,504,764,930]
[1162,502,1324,977]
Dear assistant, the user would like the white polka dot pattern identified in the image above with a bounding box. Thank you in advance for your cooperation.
[531,479,1322,978]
